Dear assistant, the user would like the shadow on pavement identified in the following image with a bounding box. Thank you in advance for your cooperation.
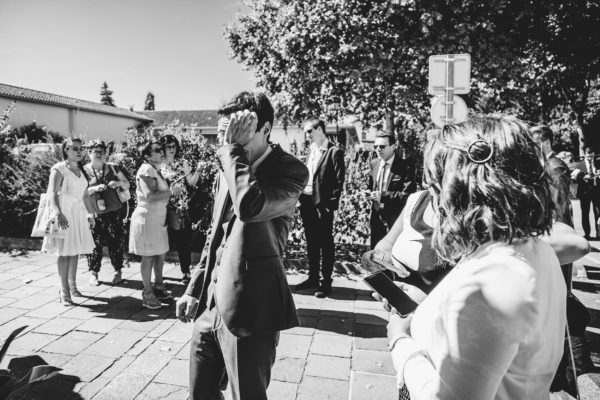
[573,280,600,294]
[296,308,387,338]
[7,355,83,400]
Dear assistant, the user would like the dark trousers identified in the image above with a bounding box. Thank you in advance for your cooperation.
[170,225,192,274]
[87,209,124,272]
[189,307,278,400]
[299,194,335,286]
[370,209,389,249]
[579,192,600,236]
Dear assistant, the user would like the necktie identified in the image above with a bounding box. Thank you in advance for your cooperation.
[378,162,388,192]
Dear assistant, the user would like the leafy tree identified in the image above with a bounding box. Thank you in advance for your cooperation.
[100,81,116,107]
[144,91,155,111]
[225,0,600,148]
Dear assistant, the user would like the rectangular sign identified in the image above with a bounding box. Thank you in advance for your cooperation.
[428,54,471,95]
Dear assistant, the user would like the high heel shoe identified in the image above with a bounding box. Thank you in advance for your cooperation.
[59,289,75,306]
[69,281,83,297]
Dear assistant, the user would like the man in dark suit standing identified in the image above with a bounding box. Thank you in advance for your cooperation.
[367,132,417,248]
[572,147,600,240]
[295,119,346,298]
[176,91,309,400]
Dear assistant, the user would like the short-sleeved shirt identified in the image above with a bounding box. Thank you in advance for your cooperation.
[136,163,169,205]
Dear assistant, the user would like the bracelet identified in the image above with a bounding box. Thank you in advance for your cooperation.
[388,334,411,351]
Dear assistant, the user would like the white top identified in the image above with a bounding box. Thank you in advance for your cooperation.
[304,140,328,195]
[136,163,169,206]
[394,239,566,400]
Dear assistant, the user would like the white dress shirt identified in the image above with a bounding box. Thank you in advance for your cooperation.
[304,140,329,195]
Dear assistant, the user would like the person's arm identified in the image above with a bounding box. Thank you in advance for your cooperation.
[218,144,309,223]
[392,260,537,400]
[47,167,69,229]
[138,175,172,202]
[328,148,346,209]
[381,159,417,202]
[543,221,590,264]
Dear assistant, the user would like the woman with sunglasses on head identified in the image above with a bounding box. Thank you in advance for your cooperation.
[161,134,204,285]
[386,116,567,400]
[84,140,130,287]
[42,137,95,306]
[129,140,182,309]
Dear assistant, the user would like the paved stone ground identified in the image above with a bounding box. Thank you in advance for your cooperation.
[0,199,597,399]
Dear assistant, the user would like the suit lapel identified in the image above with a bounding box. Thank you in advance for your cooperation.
[209,173,230,243]
[315,142,332,174]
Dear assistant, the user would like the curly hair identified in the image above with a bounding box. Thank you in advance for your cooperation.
[423,115,554,264]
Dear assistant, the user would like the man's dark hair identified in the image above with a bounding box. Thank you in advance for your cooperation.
[306,119,326,135]
[531,125,554,146]
[375,131,396,145]
[218,91,274,136]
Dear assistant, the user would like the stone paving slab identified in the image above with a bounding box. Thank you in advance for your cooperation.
[0,214,599,400]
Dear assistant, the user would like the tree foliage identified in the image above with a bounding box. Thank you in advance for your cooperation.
[100,81,116,107]
[144,91,155,111]
[226,0,600,147]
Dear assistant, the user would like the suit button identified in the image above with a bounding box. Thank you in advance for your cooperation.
[213,277,218,283]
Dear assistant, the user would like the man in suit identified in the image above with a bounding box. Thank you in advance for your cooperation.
[572,147,600,240]
[295,119,346,298]
[367,131,417,248]
[176,91,309,400]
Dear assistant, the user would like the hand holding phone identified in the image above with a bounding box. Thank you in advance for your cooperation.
[364,271,418,317]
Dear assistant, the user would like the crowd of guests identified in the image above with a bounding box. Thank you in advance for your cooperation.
[41,136,202,309]
[38,89,597,399]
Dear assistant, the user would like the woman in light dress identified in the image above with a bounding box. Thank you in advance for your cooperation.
[386,116,569,400]
[129,140,181,309]
[43,137,95,306]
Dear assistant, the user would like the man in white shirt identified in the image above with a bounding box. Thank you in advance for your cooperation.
[296,119,345,298]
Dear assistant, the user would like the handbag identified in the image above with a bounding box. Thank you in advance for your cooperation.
[31,193,66,238]
[84,164,122,214]
[109,164,131,203]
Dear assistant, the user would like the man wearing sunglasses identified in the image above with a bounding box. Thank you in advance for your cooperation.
[296,119,346,298]
[366,131,417,248]
[176,91,309,400]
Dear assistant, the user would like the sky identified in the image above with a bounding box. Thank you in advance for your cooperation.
[0,0,255,111]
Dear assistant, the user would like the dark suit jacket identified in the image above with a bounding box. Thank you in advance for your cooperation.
[185,144,309,337]
[368,153,417,227]
[572,159,600,198]
[307,141,345,210]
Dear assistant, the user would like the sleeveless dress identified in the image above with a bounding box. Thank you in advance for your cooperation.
[42,162,95,256]
[128,163,169,256]
[391,190,450,293]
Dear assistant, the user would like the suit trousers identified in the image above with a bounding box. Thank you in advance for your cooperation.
[369,208,389,249]
[299,194,335,286]
[579,192,600,236]
[189,306,279,400]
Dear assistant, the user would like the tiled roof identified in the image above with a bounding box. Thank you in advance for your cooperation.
[0,83,153,122]
[138,110,218,127]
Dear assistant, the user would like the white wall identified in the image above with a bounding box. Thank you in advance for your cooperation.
[0,97,145,143]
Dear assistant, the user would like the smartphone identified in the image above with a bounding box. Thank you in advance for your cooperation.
[364,271,418,317]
